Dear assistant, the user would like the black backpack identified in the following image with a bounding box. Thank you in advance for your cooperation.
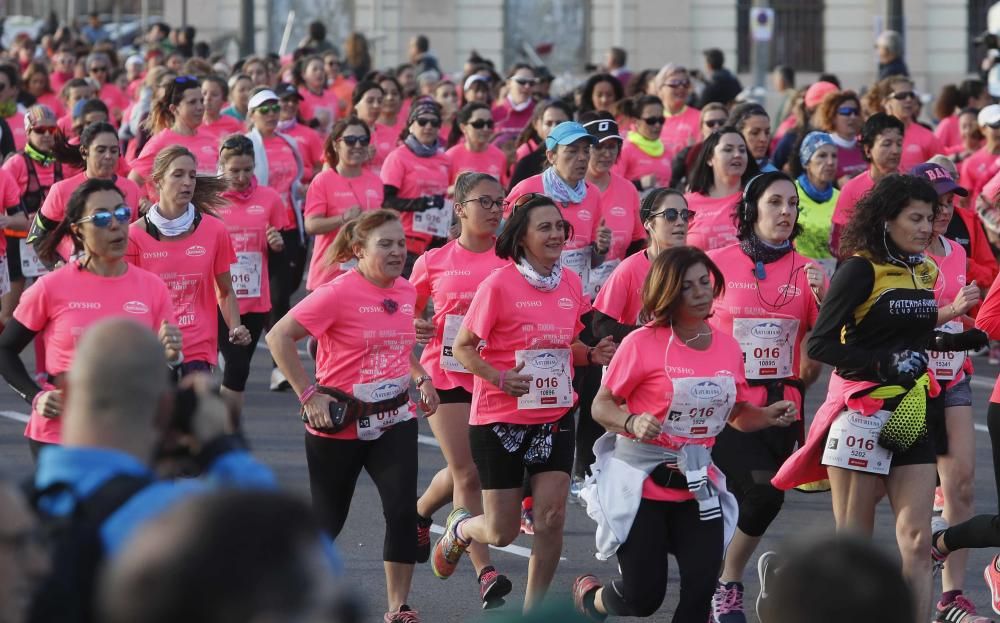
[24,473,152,623]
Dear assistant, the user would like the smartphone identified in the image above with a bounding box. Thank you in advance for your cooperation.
[328,401,349,428]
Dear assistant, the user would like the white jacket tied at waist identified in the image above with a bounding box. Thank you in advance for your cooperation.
[580,432,737,561]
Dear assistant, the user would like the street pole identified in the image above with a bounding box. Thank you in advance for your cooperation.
[751,0,772,90]
[240,0,255,56]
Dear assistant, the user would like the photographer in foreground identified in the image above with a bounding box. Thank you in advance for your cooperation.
[27,317,276,623]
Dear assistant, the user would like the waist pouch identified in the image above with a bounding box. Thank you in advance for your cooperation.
[649,463,689,490]
[870,374,931,454]
[302,384,410,434]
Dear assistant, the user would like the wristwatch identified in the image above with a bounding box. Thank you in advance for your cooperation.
[415,375,432,389]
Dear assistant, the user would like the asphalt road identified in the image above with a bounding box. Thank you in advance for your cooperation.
[1,344,999,623]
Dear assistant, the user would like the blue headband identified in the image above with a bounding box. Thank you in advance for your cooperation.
[799,131,835,165]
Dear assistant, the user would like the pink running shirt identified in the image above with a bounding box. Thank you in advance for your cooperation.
[899,122,945,173]
[14,262,174,442]
[380,144,450,255]
[659,106,701,160]
[291,269,417,441]
[410,240,509,392]
[463,263,589,426]
[616,140,672,187]
[683,191,741,251]
[832,170,876,226]
[595,173,644,262]
[126,214,236,365]
[593,250,650,325]
[446,142,509,187]
[40,173,143,223]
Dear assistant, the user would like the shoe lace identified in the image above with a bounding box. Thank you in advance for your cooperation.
[416,523,430,547]
[480,568,498,589]
[391,607,421,623]
[715,585,744,614]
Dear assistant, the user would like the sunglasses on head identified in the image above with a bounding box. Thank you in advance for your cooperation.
[650,208,694,222]
[467,118,495,130]
[514,77,538,86]
[31,126,59,135]
[666,79,691,88]
[642,115,665,126]
[837,106,860,117]
[76,205,131,227]
[890,90,916,101]
[459,195,507,211]
[415,117,442,128]
[255,103,281,114]
[339,135,371,147]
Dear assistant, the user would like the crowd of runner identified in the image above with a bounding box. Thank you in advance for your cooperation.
[4,13,1000,623]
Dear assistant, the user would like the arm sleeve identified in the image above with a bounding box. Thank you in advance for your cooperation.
[592,310,636,343]
[806,257,878,370]
[0,319,42,402]
[382,185,427,213]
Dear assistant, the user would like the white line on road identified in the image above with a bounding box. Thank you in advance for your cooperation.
[418,434,440,447]
[429,524,564,560]
[0,410,29,423]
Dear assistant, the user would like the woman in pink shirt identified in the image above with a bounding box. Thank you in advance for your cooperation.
[433,79,459,147]
[0,178,181,456]
[654,64,701,160]
[446,102,509,187]
[933,79,989,153]
[304,117,384,290]
[84,52,129,124]
[831,113,904,255]
[127,145,250,375]
[200,75,245,140]
[411,172,512,608]
[813,90,867,184]
[215,135,287,413]
[707,171,826,621]
[865,75,944,173]
[959,104,1000,207]
[294,55,338,135]
[352,80,389,173]
[684,127,757,251]
[128,75,221,197]
[617,94,671,192]
[377,75,405,151]
[571,246,795,622]
[508,101,572,189]
[380,97,450,272]
[491,64,537,139]
[267,209,439,623]
[31,123,141,264]
[274,82,323,182]
[430,194,616,610]
[22,62,63,117]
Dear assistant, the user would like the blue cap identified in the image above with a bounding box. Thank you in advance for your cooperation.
[545,121,597,150]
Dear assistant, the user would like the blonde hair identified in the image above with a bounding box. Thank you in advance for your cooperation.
[326,209,401,265]
[150,145,229,214]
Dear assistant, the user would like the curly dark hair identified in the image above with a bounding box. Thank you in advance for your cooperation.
[578,73,624,116]
[736,171,802,242]
[687,127,760,194]
[859,112,905,164]
[839,173,939,262]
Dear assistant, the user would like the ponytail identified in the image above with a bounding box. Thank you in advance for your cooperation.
[325,209,400,266]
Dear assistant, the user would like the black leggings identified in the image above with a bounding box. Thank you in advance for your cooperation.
[988,402,1000,514]
[942,515,1000,552]
[573,364,604,479]
[268,230,307,331]
[601,498,723,620]
[217,311,267,392]
[304,418,418,563]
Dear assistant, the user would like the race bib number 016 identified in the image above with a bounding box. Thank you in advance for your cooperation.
[515,348,572,410]
[353,375,412,440]
[733,317,799,380]
[821,409,892,475]
[231,251,262,299]
[413,201,452,238]
[928,320,965,381]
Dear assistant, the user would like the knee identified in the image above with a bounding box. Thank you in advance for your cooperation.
[451,465,481,494]
[737,484,784,537]
[483,518,519,547]
[944,471,975,511]
[896,522,931,562]
[532,502,567,536]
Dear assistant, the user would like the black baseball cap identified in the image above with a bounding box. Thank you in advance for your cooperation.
[274,82,303,100]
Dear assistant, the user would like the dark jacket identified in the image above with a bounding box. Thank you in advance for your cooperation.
[699,68,743,107]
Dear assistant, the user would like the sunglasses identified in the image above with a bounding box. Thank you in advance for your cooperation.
[414,117,442,128]
[986,121,1000,130]
[89,66,109,73]
[890,90,916,101]
[255,103,281,114]
[174,75,199,85]
[513,77,539,86]
[339,135,371,147]
[704,118,726,128]
[31,126,59,135]
[468,119,495,130]
[76,205,131,227]
[642,115,665,126]
[459,195,507,211]
[665,79,691,88]
[512,192,546,212]
[837,107,860,117]
[650,208,694,222]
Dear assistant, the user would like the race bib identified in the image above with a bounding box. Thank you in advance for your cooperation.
[413,201,452,238]
[440,314,471,373]
[587,258,620,299]
[353,374,413,440]
[928,320,966,381]
[0,255,10,296]
[733,317,799,380]
[561,247,590,287]
[231,251,262,299]
[515,348,573,410]
[662,375,735,438]
[822,409,892,475]
[20,239,48,278]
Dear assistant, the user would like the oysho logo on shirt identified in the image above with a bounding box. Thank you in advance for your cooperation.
[690,380,722,400]
[143,251,169,259]
[515,300,543,308]
[68,301,102,310]
[443,269,471,276]
[557,297,573,310]
[727,281,756,290]
[610,206,626,217]
[358,305,384,313]
[123,301,150,314]
[186,245,207,257]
